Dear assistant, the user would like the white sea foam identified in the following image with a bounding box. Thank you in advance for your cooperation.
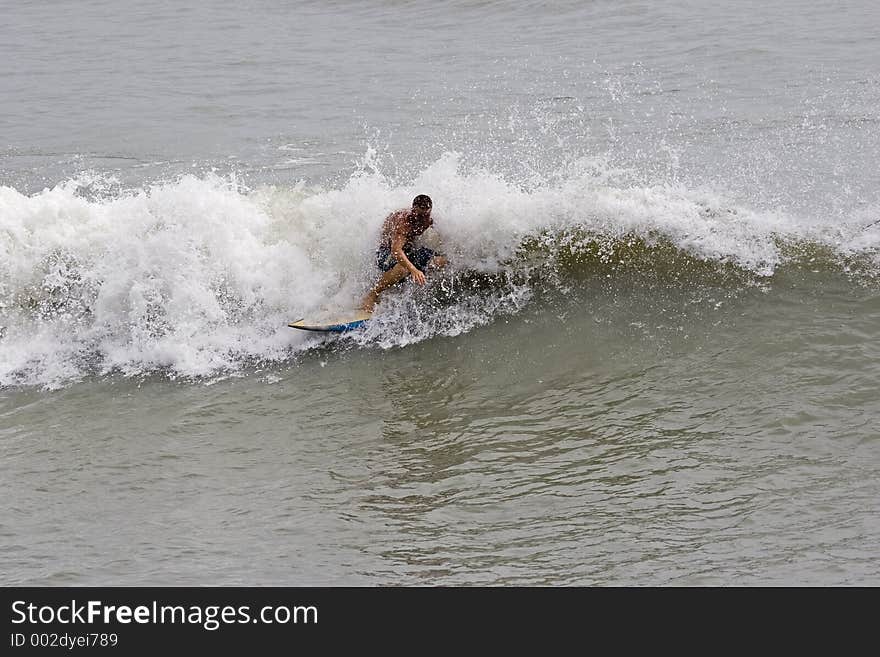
[1,154,876,388]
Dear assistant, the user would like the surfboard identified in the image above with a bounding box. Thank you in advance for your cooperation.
[288,311,372,333]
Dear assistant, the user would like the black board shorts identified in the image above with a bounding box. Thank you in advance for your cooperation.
[376,244,436,273]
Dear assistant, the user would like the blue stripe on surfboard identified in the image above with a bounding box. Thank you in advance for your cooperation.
[288,318,369,332]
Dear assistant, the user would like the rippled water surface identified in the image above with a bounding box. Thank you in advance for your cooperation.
[2,1,879,584]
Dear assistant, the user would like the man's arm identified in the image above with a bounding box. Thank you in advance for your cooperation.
[390,228,427,286]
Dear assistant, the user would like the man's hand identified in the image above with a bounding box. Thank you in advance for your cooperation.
[411,268,427,286]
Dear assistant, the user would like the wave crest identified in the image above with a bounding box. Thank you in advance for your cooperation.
[1,155,877,387]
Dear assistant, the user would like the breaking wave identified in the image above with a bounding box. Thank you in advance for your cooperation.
[1,152,877,388]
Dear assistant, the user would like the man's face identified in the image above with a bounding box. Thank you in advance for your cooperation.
[412,205,432,221]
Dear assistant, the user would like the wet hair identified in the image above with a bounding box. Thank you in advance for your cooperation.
[412,194,433,209]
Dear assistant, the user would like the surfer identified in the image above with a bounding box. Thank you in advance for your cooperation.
[359,195,447,313]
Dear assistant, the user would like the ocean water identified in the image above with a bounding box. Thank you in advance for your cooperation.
[1,0,878,585]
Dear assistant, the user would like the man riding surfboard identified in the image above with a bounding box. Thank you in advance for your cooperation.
[359,194,447,313]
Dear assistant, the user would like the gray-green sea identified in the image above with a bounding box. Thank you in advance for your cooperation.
[2,0,878,584]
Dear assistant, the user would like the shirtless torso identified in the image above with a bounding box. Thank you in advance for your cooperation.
[379,208,433,250]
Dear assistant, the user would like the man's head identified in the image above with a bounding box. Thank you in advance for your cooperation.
[411,194,433,220]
